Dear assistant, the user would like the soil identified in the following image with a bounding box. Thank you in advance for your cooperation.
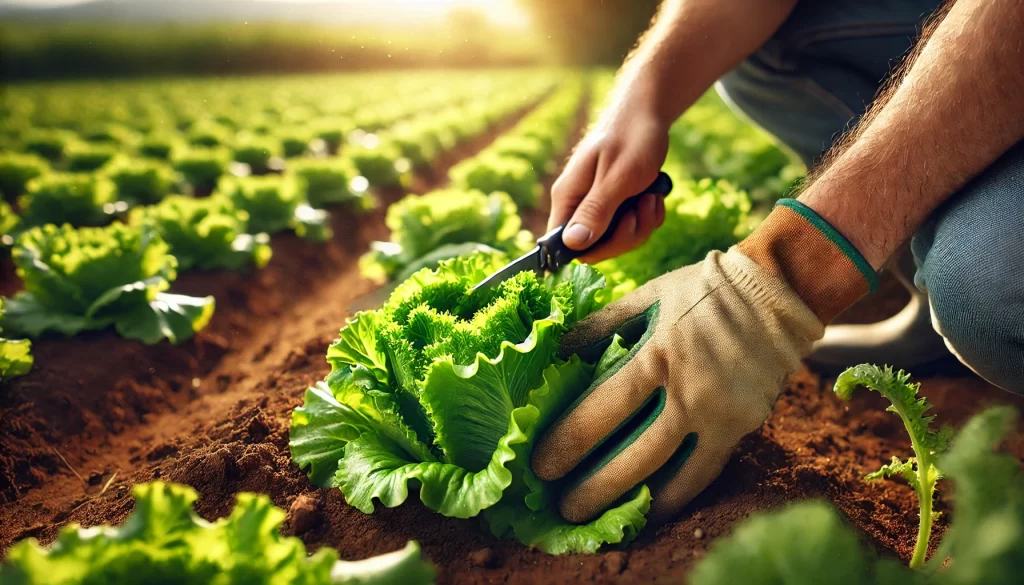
[2,95,1024,585]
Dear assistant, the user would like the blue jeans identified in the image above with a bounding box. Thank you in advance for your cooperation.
[717,0,1024,393]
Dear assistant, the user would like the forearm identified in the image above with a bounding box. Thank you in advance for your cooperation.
[800,0,1024,270]
[602,0,798,127]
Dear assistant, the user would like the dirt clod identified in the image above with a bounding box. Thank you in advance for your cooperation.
[469,548,500,569]
[287,494,320,534]
[602,551,628,575]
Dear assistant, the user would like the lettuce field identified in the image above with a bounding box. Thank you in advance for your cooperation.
[0,69,1021,584]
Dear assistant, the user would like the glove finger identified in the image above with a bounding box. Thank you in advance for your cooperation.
[648,435,733,522]
[557,289,660,362]
[556,391,688,524]
[532,339,662,484]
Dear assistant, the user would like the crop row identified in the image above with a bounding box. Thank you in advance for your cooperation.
[0,71,561,376]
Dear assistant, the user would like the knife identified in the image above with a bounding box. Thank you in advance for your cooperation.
[471,171,673,293]
[349,171,673,312]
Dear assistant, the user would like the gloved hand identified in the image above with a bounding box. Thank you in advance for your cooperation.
[532,199,880,522]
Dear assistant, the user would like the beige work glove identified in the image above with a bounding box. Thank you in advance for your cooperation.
[532,199,880,523]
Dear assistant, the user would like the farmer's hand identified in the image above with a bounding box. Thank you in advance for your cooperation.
[549,107,670,263]
[532,200,880,522]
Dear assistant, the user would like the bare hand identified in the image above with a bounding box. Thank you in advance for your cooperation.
[549,110,669,263]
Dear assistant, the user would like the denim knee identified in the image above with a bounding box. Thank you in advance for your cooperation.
[913,143,1024,394]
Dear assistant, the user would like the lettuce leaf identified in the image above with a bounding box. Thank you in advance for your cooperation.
[1,223,213,344]
[0,481,435,585]
[291,253,645,553]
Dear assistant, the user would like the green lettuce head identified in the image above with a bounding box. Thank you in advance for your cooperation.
[18,173,116,228]
[290,253,650,554]
[0,152,49,199]
[359,188,533,282]
[1,223,214,344]
[129,195,271,272]
[218,175,331,242]
[448,153,541,208]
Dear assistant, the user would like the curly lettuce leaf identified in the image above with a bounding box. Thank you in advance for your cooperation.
[2,224,213,344]
[0,481,435,585]
[484,355,651,554]
[291,379,436,487]
[129,195,272,271]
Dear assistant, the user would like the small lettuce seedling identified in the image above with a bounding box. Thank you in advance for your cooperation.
[834,364,954,569]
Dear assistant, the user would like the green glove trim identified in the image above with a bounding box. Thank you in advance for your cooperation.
[775,199,880,293]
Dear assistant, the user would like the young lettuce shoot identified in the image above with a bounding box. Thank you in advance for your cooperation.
[834,364,954,569]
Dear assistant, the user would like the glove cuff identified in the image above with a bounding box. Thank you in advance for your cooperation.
[737,199,878,323]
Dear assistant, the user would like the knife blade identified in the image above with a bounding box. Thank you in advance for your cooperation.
[471,171,673,293]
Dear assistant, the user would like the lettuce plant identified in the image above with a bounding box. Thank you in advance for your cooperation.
[596,178,750,301]
[0,481,435,585]
[138,133,182,160]
[279,127,314,158]
[0,152,48,199]
[18,173,117,228]
[65,142,119,172]
[348,143,405,189]
[129,195,271,271]
[173,148,229,193]
[0,298,33,381]
[834,364,954,569]
[487,135,556,175]
[290,158,369,210]
[359,188,533,282]
[312,117,356,153]
[187,121,232,148]
[232,135,281,174]
[290,253,651,554]
[689,405,1022,585]
[1,223,214,344]
[104,158,178,205]
[218,175,331,242]
[448,154,540,208]
[22,129,74,162]
[1,200,21,244]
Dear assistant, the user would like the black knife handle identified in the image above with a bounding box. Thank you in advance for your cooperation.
[535,171,673,271]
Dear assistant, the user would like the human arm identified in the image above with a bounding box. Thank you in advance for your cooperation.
[550,0,799,262]
[532,0,1024,524]
[798,0,1024,270]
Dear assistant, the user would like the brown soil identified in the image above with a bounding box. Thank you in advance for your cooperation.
[2,95,1023,585]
